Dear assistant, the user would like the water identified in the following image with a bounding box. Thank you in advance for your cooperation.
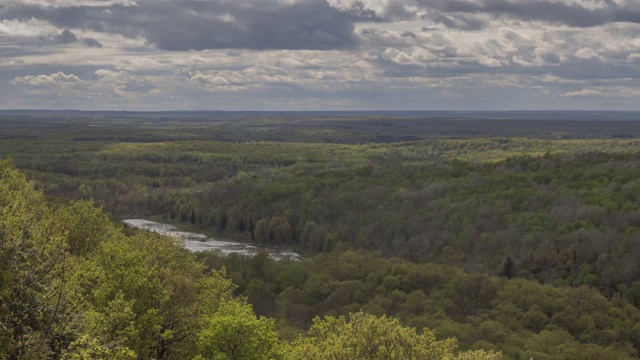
[123,219,300,261]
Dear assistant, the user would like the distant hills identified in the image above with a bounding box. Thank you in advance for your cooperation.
[1,109,639,121]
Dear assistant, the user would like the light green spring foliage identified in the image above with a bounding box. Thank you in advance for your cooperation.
[196,300,282,360]
[287,312,501,360]
[0,160,237,359]
[61,335,136,360]
[0,159,71,359]
[77,230,237,359]
[57,200,120,257]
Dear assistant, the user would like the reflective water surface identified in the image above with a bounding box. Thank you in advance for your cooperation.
[123,219,300,261]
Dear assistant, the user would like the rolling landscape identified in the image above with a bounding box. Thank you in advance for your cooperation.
[3,111,640,359]
[3,0,640,358]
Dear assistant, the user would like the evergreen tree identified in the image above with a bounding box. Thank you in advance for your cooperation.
[501,256,515,279]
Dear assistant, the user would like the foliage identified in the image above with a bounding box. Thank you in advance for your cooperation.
[0,161,257,359]
[197,300,281,360]
[201,250,640,359]
[4,112,640,359]
[1,161,503,360]
[287,312,500,360]
[0,159,73,358]
[61,335,136,360]
[6,118,640,299]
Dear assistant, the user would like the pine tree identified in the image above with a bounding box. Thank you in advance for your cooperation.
[502,256,515,279]
[238,216,245,232]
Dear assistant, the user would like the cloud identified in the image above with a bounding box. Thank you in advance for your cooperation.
[81,37,102,48]
[52,28,103,47]
[11,71,81,86]
[562,89,606,96]
[424,0,640,27]
[2,1,640,110]
[330,0,640,28]
[54,28,78,44]
[0,0,362,51]
[432,13,487,30]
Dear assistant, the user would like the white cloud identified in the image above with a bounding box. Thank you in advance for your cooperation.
[563,89,606,97]
[11,71,81,86]
[0,19,57,37]
[575,47,598,59]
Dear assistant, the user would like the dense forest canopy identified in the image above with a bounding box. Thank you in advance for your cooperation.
[0,160,501,359]
[2,111,640,359]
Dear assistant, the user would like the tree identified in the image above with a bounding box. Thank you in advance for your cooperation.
[245,279,276,317]
[299,221,318,248]
[61,335,135,360]
[58,200,118,257]
[238,216,245,233]
[76,231,235,359]
[196,300,281,360]
[287,312,501,360]
[269,217,292,244]
[501,256,515,279]
[254,219,269,244]
[449,274,497,318]
[0,160,75,358]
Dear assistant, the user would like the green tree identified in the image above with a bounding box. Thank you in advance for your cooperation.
[287,312,500,360]
[255,219,269,243]
[245,279,276,316]
[197,300,281,360]
[58,200,118,257]
[61,335,136,360]
[0,160,76,358]
[76,231,235,359]
[501,256,515,279]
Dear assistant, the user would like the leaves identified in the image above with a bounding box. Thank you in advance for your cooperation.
[197,300,281,360]
[287,312,501,360]
[0,162,241,359]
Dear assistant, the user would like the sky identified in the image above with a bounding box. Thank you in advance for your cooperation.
[0,0,639,111]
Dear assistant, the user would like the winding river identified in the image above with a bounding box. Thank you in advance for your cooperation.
[123,219,300,261]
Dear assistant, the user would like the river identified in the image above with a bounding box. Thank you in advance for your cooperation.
[123,219,300,261]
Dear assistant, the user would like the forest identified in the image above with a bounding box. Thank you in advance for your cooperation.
[2,110,640,359]
[1,160,498,359]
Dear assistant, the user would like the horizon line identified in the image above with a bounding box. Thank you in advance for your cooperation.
[2,109,640,113]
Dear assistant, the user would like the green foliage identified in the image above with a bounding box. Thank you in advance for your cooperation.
[58,200,119,256]
[7,115,640,300]
[5,113,640,359]
[197,300,281,360]
[287,312,501,360]
[76,231,237,359]
[0,162,267,359]
[203,250,640,359]
[61,335,136,360]
[0,159,73,358]
[9,133,640,300]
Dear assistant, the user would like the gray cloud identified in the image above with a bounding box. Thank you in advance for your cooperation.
[55,29,78,44]
[2,0,640,110]
[48,28,103,48]
[3,0,638,54]
[418,0,640,28]
[0,47,57,58]
[432,13,487,31]
[81,37,102,48]
[1,0,362,51]
[355,0,640,28]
